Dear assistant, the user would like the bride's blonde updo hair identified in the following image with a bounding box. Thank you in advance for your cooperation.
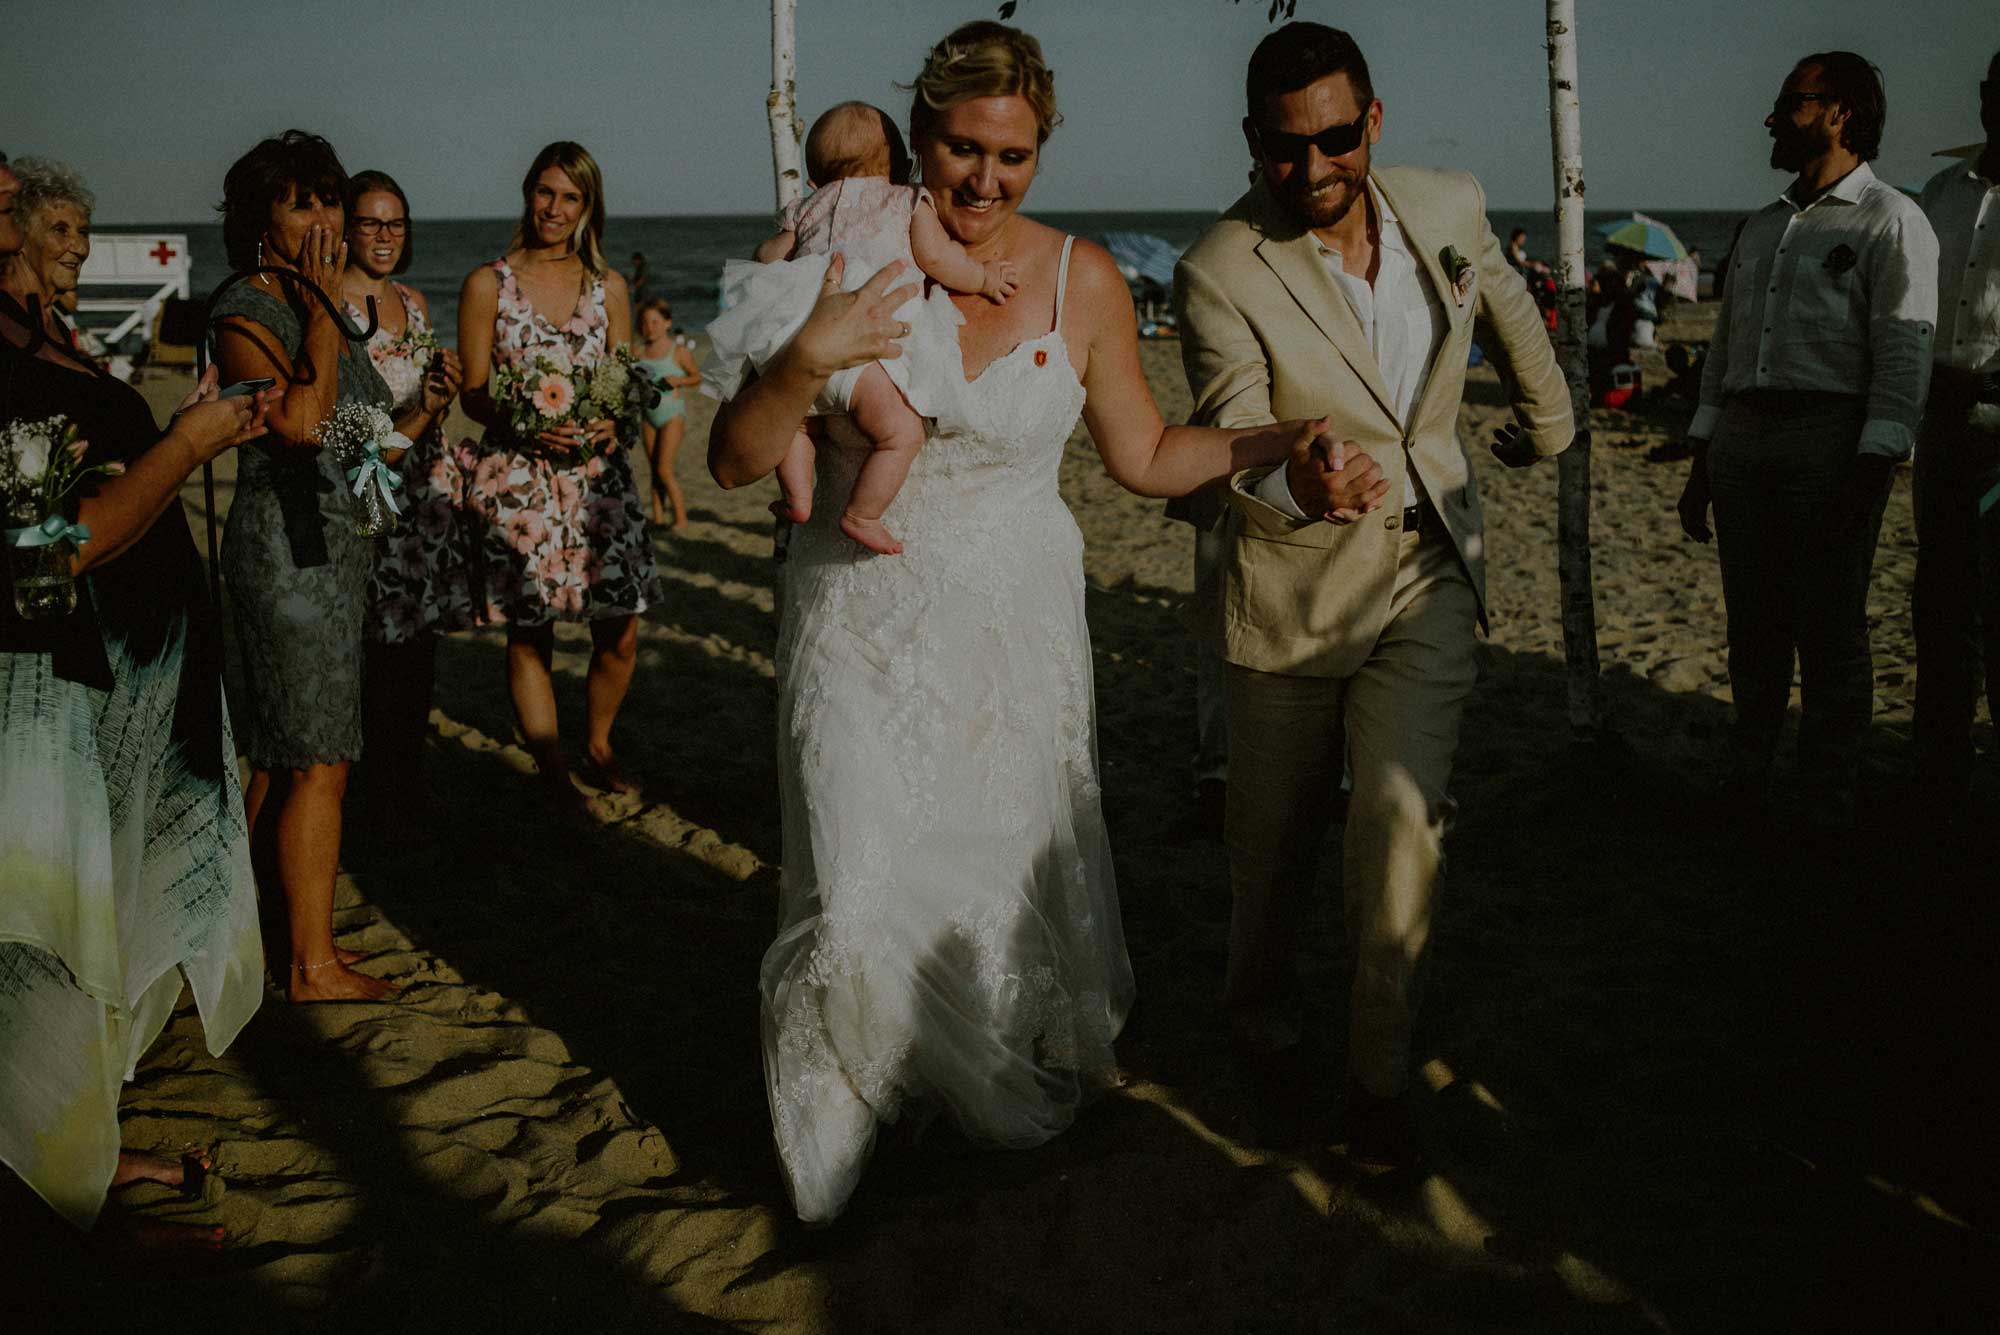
[907,21,1062,149]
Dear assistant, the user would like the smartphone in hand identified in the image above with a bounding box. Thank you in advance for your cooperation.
[218,377,276,400]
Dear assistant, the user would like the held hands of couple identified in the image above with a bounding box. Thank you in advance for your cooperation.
[1285,420,1390,524]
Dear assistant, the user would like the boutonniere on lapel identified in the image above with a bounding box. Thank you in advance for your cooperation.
[1823,244,1859,277]
[1441,245,1476,309]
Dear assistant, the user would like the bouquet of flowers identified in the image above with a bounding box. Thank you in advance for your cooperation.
[490,346,659,458]
[369,322,443,408]
[314,403,412,538]
[1,414,125,619]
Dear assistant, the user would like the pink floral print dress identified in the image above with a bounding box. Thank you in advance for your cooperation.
[349,282,478,643]
[457,260,660,625]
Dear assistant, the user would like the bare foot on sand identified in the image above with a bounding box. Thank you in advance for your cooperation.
[840,511,903,555]
[286,961,400,1004]
[112,1149,206,1194]
[579,747,642,795]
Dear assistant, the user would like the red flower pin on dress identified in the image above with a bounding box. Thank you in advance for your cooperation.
[1033,350,1048,367]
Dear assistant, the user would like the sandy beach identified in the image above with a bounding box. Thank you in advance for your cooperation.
[14,303,1995,1332]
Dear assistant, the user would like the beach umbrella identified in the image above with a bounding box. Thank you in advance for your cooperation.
[1100,233,1182,289]
[1935,142,1984,158]
[1595,214,1689,261]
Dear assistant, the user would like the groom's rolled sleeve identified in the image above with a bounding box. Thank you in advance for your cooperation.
[1175,257,1276,432]
[1467,176,1574,458]
[1175,254,1282,529]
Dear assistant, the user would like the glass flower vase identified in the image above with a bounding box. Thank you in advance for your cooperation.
[6,519,79,620]
[352,481,401,539]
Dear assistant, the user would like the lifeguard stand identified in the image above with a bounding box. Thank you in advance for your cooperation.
[74,232,191,350]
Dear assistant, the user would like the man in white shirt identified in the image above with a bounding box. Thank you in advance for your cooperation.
[1676,51,1939,830]
[1174,24,1571,1167]
[1915,50,2000,821]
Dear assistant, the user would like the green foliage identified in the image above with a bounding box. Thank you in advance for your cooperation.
[998,1,1296,20]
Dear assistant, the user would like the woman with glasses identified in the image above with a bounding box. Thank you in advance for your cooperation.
[339,170,470,842]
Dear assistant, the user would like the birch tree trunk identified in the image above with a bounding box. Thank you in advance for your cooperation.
[1544,0,1605,737]
[768,0,804,210]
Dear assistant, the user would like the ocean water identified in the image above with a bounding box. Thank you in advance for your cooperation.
[122,208,1748,344]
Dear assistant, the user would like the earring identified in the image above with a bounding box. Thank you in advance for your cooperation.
[255,239,265,268]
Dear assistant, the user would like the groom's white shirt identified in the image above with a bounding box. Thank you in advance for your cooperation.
[1254,189,1445,519]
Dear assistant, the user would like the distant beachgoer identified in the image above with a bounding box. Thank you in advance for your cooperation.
[1507,227,1530,268]
[631,295,699,529]
[1,150,273,1241]
[1676,51,1938,833]
[707,100,1019,555]
[211,130,403,1002]
[629,250,654,305]
[339,169,471,842]
[457,141,659,810]
[1912,48,2000,826]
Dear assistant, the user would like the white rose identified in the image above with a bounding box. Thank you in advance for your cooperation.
[12,423,54,481]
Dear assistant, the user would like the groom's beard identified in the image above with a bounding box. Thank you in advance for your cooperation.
[1278,146,1370,231]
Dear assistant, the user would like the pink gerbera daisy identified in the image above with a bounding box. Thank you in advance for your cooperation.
[532,374,576,419]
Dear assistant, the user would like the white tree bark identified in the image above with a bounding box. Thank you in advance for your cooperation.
[768,0,805,211]
[1544,0,1605,737]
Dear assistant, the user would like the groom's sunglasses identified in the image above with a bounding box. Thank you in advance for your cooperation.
[1253,115,1368,163]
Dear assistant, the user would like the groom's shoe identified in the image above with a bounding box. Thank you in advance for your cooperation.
[1342,1079,1423,1172]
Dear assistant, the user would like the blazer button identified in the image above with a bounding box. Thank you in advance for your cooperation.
[1385,514,1402,531]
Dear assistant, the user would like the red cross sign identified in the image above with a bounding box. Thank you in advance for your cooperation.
[150,241,178,266]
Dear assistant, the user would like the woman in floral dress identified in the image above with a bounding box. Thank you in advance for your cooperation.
[457,142,658,810]
[339,170,469,838]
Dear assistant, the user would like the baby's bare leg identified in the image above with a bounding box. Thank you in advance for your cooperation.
[772,429,816,522]
[841,364,927,556]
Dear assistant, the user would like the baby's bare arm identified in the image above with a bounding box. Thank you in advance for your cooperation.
[909,198,1018,302]
[754,228,798,263]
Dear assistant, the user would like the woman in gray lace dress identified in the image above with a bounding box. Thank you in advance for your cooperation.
[212,131,397,1003]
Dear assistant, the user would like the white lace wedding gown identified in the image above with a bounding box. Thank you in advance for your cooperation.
[761,239,1134,1223]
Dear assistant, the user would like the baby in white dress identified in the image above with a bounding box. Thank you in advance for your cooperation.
[704,102,1018,554]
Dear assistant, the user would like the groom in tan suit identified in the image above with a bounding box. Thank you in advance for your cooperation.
[1176,23,1572,1165]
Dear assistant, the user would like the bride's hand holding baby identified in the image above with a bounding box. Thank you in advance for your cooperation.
[790,255,922,380]
[981,259,1021,304]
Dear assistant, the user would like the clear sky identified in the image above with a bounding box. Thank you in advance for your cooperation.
[6,0,1991,222]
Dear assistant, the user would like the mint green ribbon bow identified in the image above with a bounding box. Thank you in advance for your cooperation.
[5,514,92,548]
[345,445,405,515]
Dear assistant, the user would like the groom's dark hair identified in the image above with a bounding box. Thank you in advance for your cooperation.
[1246,22,1374,121]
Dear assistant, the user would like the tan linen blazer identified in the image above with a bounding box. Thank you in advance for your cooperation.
[1175,166,1573,678]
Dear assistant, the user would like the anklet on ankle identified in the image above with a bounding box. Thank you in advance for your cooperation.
[293,958,339,973]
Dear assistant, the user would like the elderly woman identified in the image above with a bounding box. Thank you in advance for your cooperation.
[209,130,398,1003]
[708,23,1330,1223]
[0,151,271,1240]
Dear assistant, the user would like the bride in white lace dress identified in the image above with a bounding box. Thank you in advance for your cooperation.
[709,21,1333,1224]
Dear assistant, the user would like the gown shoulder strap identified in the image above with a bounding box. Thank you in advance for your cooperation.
[1052,235,1075,334]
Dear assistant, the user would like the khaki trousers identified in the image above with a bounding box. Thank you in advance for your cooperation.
[1222,525,1478,1098]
